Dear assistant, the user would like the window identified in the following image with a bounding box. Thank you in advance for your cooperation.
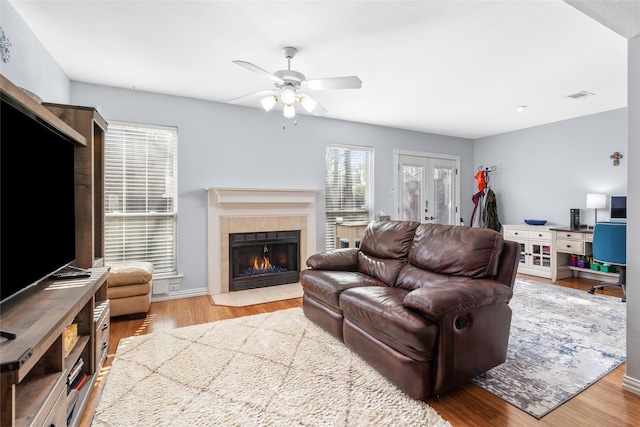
[104,122,178,275]
[325,144,374,250]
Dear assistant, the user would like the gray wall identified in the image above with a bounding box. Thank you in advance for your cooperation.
[475,109,627,227]
[0,1,70,103]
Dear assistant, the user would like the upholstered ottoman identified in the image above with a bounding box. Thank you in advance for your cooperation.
[107,261,154,318]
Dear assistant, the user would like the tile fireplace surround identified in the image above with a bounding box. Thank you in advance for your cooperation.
[205,188,322,305]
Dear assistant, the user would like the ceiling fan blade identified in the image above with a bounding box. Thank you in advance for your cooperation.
[298,93,328,115]
[232,60,285,85]
[228,89,277,105]
[302,76,362,91]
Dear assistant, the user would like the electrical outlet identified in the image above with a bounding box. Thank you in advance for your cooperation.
[168,284,180,292]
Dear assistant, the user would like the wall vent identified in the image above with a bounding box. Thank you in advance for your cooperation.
[566,91,595,100]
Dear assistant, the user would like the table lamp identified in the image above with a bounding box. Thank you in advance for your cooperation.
[586,193,607,225]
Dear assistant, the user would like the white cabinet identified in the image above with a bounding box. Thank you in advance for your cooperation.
[503,225,553,278]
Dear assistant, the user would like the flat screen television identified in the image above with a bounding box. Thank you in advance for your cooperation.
[0,95,77,304]
[610,195,627,223]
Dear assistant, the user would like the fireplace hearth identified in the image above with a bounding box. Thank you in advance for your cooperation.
[229,230,300,291]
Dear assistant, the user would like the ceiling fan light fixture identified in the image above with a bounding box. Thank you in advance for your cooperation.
[281,87,296,104]
[260,95,277,112]
[299,95,317,113]
[283,103,296,118]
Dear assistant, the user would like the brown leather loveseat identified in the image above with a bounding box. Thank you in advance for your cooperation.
[300,220,519,400]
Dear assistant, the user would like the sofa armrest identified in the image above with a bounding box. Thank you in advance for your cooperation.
[405,279,514,397]
[403,280,513,320]
[306,248,359,271]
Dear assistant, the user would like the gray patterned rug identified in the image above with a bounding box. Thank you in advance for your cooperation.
[471,278,626,419]
[93,308,451,426]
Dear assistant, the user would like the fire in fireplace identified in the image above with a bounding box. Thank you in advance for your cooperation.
[229,230,300,291]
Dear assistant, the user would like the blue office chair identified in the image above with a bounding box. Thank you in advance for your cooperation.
[588,222,626,302]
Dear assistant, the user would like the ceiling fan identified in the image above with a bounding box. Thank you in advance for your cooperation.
[228,47,362,119]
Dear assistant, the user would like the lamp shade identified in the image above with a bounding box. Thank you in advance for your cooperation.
[586,193,607,209]
[283,103,296,118]
[260,95,277,112]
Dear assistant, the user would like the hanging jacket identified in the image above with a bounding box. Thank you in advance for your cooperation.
[483,188,501,232]
[471,190,485,228]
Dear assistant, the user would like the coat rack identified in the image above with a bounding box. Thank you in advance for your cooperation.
[477,165,496,188]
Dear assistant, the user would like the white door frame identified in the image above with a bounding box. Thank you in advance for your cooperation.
[393,149,461,224]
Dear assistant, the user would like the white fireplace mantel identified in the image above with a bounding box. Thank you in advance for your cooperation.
[205,187,323,296]
[209,188,320,206]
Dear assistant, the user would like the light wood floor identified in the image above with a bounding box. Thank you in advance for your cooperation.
[80,275,639,427]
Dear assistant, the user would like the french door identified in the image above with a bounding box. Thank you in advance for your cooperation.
[394,150,460,225]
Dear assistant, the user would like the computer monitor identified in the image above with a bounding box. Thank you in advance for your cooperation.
[610,195,627,223]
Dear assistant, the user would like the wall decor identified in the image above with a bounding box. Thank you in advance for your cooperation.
[0,26,11,63]
[610,151,623,166]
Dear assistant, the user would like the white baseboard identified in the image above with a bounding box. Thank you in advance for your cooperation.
[151,287,207,302]
[623,374,640,396]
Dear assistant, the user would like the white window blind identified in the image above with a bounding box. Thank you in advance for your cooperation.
[325,144,374,250]
[104,121,178,275]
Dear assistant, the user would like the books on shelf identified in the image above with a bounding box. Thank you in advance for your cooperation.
[70,372,87,391]
[67,357,84,385]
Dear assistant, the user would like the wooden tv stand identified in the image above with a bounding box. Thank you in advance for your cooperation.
[0,267,110,427]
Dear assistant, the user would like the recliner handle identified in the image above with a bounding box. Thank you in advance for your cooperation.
[455,315,470,330]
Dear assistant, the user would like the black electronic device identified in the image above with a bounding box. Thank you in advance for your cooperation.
[0,94,78,304]
[570,208,580,228]
[610,195,627,223]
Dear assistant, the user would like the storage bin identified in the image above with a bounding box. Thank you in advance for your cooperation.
[577,260,588,268]
[590,263,600,271]
[600,265,617,273]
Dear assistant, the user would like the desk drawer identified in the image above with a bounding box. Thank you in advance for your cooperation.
[556,231,584,240]
[504,229,527,240]
[527,230,551,240]
[95,301,110,370]
[556,239,585,254]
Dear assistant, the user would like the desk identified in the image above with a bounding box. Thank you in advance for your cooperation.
[335,221,370,248]
[551,227,619,282]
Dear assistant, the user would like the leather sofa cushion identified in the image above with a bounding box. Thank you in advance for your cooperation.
[408,224,504,279]
[357,220,420,286]
[300,270,385,310]
[107,261,154,287]
[395,264,460,291]
[340,286,438,362]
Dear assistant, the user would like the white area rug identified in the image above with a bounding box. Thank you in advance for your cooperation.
[93,308,451,426]
[471,278,626,419]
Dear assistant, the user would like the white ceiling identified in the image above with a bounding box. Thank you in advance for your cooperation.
[8,0,640,139]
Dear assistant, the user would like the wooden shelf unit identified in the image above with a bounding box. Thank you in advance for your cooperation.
[0,268,110,427]
[43,103,108,269]
[1,74,109,426]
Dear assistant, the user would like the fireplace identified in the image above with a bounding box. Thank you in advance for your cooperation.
[205,188,322,296]
[229,230,300,291]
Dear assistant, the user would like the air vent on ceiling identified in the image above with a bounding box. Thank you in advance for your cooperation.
[566,91,595,100]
